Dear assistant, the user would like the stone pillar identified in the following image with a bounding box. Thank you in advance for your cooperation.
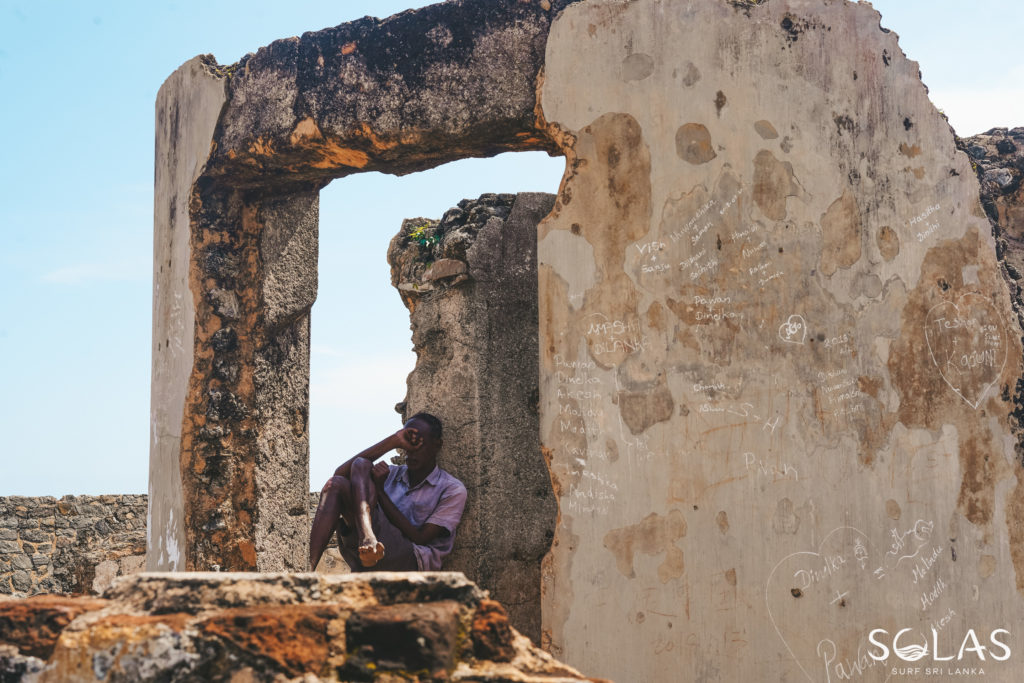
[149,57,227,571]
[388,193,558,643]
[252,193,318,571]
[174,188,317,572]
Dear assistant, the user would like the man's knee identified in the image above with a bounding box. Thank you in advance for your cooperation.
[321,475,350,498]
[350,457,372,478]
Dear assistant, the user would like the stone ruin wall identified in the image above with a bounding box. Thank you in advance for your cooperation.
[0,496,146,598]
[0,493,329,598]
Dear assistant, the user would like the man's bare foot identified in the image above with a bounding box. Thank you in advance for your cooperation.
[358,540,386,567]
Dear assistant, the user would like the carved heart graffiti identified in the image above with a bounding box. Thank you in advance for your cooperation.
[766,521,942,682]
[924,294,1007,409]
[779,314,807,345]
[765,527,872,682]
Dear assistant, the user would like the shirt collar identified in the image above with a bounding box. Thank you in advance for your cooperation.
[401,465,442,490]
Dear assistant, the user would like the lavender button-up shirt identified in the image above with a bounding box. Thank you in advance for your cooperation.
[382,464,467,571]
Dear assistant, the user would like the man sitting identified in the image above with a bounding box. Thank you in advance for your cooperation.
[309,412,467,572]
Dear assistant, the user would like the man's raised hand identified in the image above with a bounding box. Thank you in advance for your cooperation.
[394,426,422,451]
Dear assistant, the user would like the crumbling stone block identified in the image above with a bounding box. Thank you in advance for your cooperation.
[344,601,460,676]
[0,572,593,682]
[471,599,517,663]
[0,595,108,659]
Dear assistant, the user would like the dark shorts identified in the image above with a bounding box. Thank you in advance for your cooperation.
[338,504,418,572]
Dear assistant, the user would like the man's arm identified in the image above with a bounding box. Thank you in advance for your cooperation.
[370,464,449,546]
[333,428,422,478]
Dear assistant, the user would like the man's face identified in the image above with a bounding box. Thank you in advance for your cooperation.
[404,417,440,470]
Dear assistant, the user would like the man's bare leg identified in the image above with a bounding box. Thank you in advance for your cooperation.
[349,458,385,567]
[309,475,353,570]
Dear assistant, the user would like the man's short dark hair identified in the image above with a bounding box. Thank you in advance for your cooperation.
[408,412,443,441]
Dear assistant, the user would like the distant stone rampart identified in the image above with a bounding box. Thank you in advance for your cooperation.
[0,495,146,597]
[0,494,335,598]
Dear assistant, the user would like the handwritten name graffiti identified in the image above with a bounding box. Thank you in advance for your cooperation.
[766,527,873,683]
[665,248,721,281]
[554,355,602,399]
[553,354,603,438]
[924,295,1007,409]
[816,637,884,683]
[916,220,939,243]
[693,294,732,307]
[656,183,794,289]
[559,402,603,418]
[616,414,655,468]
[814,367,867,418]
[566,468,619,516]
[689,255,719,281]
[793,553,847,591]
[666,197,717,245]
[693,380,727,394]
[696,401,783,434]
[744,452,799,484]
[678,248,707,275]
[635,240,670,274]
[642,262,672,275]
[911,545,943,585]
[634,240,666,257]
[742,240,767,259]
[732,222,761,241]
[908,203,940,227]
[551,355,616,515]
[585,313,649,358]
[909,203,941,242]
[874,519,935,580]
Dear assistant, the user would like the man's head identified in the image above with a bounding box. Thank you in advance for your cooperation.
[403,412,443,472]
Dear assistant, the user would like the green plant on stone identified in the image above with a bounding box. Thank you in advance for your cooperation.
[408,224,438,248]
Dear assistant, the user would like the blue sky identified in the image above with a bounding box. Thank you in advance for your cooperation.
[0,1,1021,496]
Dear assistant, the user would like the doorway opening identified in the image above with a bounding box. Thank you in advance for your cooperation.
[309,150,563,486]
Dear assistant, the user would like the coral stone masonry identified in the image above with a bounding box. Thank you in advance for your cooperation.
[0,496,146,597]
[0,572,596,682]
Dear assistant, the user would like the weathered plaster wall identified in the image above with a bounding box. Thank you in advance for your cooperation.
[388,193,559,644]
[536,1,1024,681]
[0,496,146,597]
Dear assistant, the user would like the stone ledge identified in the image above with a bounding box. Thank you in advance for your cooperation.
[0,572,598,682]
